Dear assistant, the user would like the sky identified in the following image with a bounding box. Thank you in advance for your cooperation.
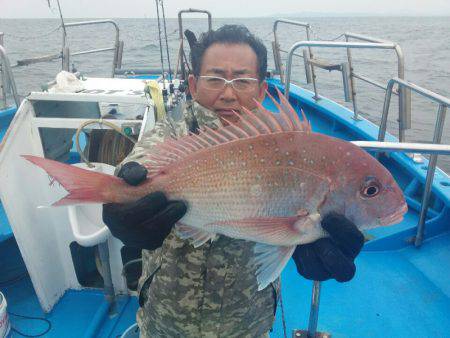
[1,0,450,18]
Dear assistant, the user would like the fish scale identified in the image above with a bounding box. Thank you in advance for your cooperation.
[22,88,407,289]
[158,132,329,223]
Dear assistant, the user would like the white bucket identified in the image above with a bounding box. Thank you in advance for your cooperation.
[0,292,10,338]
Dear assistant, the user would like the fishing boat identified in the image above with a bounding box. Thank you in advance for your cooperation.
[0,6,449,338]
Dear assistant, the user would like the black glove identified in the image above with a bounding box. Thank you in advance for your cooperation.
[292,213,364,282]
[102,162,187,250]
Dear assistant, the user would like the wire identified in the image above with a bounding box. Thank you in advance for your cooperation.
[8,312,52,337]
[120,29,178,44]
[263,30,274,39]
[5,25,61,41]
[55,0,67,41]
[181,47,191,74]
[121,258,142,277]
[279,279,288,338]
[309,27,345,42]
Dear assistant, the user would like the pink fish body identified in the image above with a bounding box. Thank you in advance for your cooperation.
[23,89,407,289]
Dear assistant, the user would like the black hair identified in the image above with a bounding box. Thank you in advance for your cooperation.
[190,25,267,82]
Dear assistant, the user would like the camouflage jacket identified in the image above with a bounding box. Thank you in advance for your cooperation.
[123,101,279,338]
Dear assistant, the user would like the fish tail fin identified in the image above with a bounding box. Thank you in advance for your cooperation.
[22,155,120,206]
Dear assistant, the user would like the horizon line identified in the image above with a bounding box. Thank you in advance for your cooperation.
[1,14,450,19]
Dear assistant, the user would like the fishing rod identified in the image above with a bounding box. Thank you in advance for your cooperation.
[46,0,67,69]
[160,0,173,88]
[154,0,166,90]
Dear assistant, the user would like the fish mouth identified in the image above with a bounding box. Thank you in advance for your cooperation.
[379,203,408,226]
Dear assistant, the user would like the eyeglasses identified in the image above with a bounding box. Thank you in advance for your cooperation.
[198,75,259,92]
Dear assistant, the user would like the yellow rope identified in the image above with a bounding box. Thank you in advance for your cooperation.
[146,80,166,121]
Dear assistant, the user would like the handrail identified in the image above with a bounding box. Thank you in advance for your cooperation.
[285,41,411,139]
[178,9,212,40]
[0,45,20,107]
[285,41,397,98]
[272,19,312,84]
[62,20,122,77]
[176,9,212,80]
[344,32,410,134]
[13,19,123,78]
[377,77,449,248]
[285,40,412,141]
[352,141,450,155]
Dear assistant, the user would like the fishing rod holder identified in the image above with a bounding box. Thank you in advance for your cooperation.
[292,281,330,338]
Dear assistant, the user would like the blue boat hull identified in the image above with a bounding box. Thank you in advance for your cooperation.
[0,106,17,242]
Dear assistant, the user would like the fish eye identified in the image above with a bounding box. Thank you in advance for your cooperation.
[364,185,379,197]
[360,177,381,198]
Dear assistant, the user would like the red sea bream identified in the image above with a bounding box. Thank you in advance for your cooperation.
[22,89,407,289]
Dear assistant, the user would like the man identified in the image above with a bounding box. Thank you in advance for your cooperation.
[103,25,364,337]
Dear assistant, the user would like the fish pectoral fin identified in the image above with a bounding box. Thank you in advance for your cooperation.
[292,212,327,244]
[254,243,296,290]
[204,216,303,245]
[175,223,216,248]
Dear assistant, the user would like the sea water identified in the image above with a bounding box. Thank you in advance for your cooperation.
[1,16,449,172]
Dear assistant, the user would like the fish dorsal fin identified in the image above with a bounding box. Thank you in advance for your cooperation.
[143,88,311,176]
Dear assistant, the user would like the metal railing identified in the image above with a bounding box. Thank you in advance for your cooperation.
[378,77,449,247]
[272,19,313,84]
[14,20,123,78]
[62,20,123,77]
[176,9,212,80]
[285,42,449,246]
[284,40,411,141]
[344,33,410,131]
[276,31,410,134]
[0,43,20,108]
[353,141,450,155]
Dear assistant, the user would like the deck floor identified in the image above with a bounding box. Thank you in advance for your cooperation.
[2,232,449,337]
[272,231,450,338]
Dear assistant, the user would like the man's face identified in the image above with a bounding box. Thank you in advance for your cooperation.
[188,43,267,120]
